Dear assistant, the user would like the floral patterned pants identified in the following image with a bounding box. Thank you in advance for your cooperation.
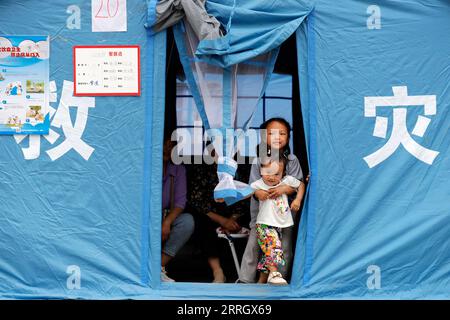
[256,224,285,273]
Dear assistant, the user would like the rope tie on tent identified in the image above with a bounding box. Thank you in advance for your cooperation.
[214,156,253,206]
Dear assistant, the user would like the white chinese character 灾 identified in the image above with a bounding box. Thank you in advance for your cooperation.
[363,86,439,168]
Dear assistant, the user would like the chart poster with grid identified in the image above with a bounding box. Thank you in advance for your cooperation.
[73,45,140,96]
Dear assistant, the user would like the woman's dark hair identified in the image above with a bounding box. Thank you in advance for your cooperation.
[256,117,291,160]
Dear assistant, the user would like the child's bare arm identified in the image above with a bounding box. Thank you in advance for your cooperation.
[290,182,306,212]
[296,181,306,202]
[267,185,296,199]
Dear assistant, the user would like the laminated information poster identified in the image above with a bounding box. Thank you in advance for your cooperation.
[73,45,140,96]
[0,35,50,135]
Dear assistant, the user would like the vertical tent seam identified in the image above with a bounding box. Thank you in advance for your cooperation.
[302,11,317,286]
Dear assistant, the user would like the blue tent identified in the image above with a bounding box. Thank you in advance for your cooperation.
[0,0,449,299]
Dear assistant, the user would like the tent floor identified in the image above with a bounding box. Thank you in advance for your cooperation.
[165,237,248,283]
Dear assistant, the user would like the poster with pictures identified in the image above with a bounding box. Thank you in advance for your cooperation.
[0,35,49,135]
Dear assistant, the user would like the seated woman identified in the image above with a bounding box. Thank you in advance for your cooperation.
[187,149,250,283]
[161,139,195,282]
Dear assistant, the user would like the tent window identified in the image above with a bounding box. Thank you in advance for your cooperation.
[174,74,294,157]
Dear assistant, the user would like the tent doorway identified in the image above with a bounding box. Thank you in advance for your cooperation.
[160,28,309,284]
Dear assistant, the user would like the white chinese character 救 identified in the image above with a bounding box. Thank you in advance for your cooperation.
[14,80,96,161]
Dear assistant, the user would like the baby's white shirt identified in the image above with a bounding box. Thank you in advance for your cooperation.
[251,175,301,228]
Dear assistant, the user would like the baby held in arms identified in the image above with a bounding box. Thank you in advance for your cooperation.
[251,158,305,285]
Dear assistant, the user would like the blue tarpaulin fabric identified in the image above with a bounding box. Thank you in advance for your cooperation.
[295,1,450,297]
[0,0,448,299]
[196,0,314,67]
[0,0,155,299]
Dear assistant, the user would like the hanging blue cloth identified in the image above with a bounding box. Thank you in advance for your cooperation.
[196,0,314,67]
[173,20,278,205]
[163,0,313,205]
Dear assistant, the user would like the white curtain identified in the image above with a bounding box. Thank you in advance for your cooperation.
[174,19,278,204]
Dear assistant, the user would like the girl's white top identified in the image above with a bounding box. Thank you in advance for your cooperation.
[251,175,301,228]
